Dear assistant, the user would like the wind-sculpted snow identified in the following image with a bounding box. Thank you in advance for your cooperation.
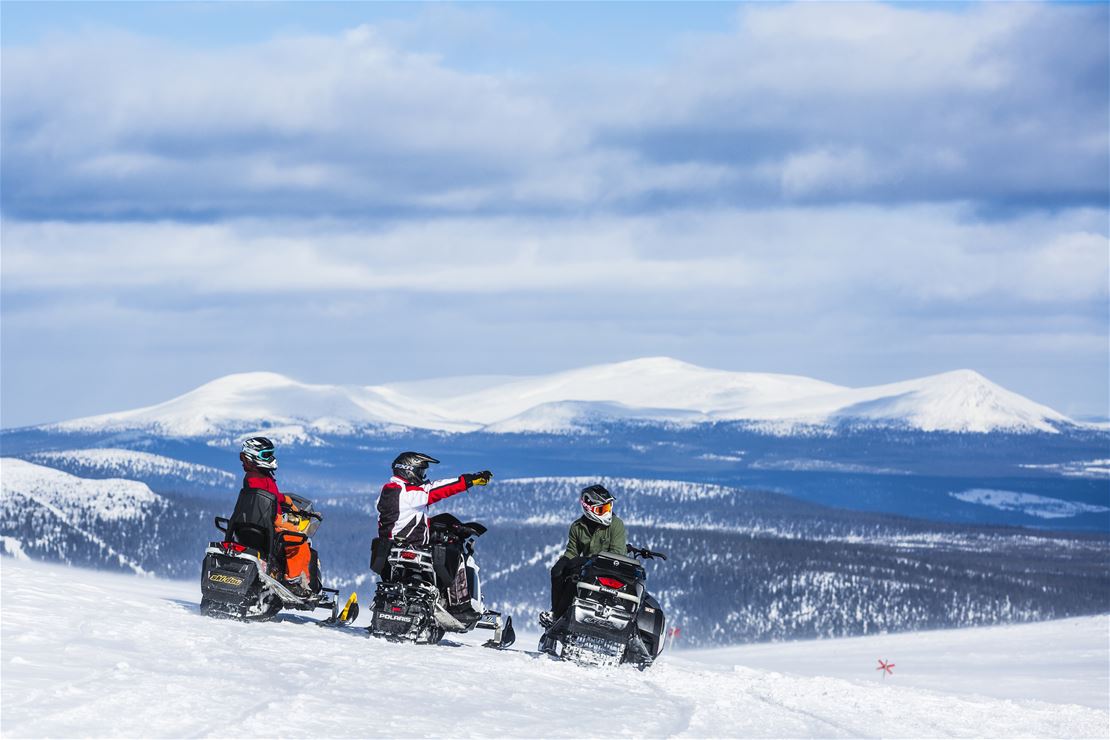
[1,560,1106,738]
[27,449,236,488]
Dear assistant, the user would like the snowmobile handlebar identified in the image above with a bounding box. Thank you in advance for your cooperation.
[626,544,667,561]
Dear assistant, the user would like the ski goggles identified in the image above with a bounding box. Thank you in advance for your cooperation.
[586,501,613,516]
[256,448,275,461]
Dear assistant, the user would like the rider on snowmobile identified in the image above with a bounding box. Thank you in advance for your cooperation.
[239,437,316,596]
[371,452,492,576]
[539,484,627,630]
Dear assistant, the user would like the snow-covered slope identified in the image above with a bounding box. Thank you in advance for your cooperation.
[0,459,166,574]
[1,458,158,520]
[1,559,1106,738]
[41,358,1075,436]
[26,449,236,487]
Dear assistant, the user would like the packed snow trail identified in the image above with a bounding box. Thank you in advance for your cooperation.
[2,560,1106,738]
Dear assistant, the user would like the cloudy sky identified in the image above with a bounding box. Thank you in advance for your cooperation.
[2,1,1107,427]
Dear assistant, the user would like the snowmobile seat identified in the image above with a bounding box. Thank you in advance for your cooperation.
[429,513,487,541]
[227,487,279,560]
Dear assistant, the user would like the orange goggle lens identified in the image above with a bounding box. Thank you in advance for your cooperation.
[589,501,613,515]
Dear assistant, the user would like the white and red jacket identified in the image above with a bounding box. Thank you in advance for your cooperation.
[376,475,469,544]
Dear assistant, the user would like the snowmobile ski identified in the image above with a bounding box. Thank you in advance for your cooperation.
[477,612,516,649]
[319,591,359,627]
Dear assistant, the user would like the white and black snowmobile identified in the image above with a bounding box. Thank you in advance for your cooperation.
[541,544,668,669]
[368,513,515,648]
[200,486,358,626]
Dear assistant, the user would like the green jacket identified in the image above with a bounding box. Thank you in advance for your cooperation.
[562,515,627,560]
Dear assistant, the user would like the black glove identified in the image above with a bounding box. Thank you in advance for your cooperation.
[464,470,493,487]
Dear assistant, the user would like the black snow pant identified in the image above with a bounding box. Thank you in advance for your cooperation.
[550,556,588,618]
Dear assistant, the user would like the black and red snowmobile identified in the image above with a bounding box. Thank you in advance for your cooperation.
[540,544,669,668]
[367,513,515,648]
[200,486,357,626]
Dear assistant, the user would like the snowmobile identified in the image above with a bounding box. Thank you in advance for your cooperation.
[367,513,515,648]
[541,544,668,669]
[200,486,358,626]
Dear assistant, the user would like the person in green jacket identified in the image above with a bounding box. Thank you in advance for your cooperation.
[539,484,627,631]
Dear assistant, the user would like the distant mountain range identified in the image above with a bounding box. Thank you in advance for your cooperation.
[3,356,1106,544]
[40,357,1078,437]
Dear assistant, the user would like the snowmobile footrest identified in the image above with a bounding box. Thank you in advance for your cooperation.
[482,614,515,649]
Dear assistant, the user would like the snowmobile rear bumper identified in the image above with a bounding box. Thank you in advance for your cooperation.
[201,551,259,607]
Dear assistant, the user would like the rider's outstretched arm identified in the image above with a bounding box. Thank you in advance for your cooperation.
[426,476,468,504]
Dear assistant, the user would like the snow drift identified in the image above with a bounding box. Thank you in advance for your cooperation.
[1,559,1106,738]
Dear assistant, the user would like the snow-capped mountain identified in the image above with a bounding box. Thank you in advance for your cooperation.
[42,358,1076,436]
[49,371,473,436]
[717,368,1073,433]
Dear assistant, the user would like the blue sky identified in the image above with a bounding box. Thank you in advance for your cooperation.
[2,1,1108,426]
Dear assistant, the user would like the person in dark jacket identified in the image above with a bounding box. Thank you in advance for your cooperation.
[371,452,492,577]
[539,484,627,630]
[239,436,315,596]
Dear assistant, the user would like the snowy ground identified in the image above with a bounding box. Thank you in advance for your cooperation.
[2,559,1107,738]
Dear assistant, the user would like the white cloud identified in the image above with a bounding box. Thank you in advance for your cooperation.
[779,148,883,198]
[3,206,1105,309]
[2,3,1104,218]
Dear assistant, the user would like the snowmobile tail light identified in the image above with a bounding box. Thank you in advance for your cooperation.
[400,550,418,560]
[597,577,624,589]
[222,541,247,553]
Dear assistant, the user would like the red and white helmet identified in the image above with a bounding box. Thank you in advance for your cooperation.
[580,484,615,526]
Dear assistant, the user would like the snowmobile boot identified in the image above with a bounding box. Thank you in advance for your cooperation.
[285,574,313,599]
[538,610,554,630]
